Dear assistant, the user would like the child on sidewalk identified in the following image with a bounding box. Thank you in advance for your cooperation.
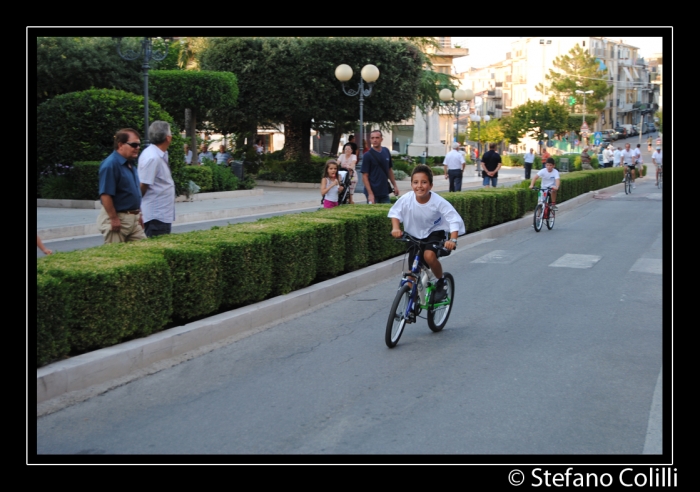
[388,165,465,302]
[320,159,344,209]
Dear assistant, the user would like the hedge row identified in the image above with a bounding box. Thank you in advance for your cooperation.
[36,166,637,367]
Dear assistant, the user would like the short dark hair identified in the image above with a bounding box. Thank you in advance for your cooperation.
[546,157,555,165]
[348,135,355,141]
[411,164,433,185]
[114,128,140,150]
[489,143,496,150]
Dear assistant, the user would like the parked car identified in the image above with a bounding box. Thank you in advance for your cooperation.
[632,125,641,136]
[601,129,617,142]
[614,126,628,139]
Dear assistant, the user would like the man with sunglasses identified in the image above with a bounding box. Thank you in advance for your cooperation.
[97,128,146,243]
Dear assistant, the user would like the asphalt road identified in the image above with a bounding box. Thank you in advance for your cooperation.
[35,177,664,458]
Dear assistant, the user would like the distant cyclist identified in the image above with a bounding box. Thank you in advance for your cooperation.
[529,157,560,211]
[621,143,637,188]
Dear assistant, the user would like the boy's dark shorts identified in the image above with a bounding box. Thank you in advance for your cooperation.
[408,230,449,266]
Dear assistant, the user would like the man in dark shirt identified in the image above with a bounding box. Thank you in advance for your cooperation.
[96,128,146,243]
[481,143,502,188]
[361,130,400,204]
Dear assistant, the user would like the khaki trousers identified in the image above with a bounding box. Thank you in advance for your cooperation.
[97,206,146,243]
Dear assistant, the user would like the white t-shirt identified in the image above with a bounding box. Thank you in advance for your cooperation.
[613,149,622,165]
[324,178,339,202]
[388,191,465,239]
[536,167,560,190]
[652,150,663,166]
[443,149,465,170]
[633,147,641,164]
[622,149,635,166]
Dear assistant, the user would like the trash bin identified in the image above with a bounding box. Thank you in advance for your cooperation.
[559,158,569,173]
[230,160,244,180]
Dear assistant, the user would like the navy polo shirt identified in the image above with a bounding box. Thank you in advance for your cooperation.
[98,150,142,211]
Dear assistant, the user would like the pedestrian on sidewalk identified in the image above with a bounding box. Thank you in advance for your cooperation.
[443,141,465,192]
[97,128,146,243]
[138,121,175,238]
[481,143,501,188]
[523,148,535,179]
[361,130,400,204]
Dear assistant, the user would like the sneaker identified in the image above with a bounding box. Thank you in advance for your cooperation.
[633,184,636,189]
[551,205,559,211]
[433,279,447,303]
[622,178,626,182]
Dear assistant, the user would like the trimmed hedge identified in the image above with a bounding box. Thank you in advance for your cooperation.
[36,244,172,357]
[36,166,633,367]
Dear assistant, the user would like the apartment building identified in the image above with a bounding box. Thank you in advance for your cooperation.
[461,37,659,133]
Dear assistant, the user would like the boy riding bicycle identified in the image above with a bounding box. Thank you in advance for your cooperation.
[388,165,466,302]
[529,157,560,210]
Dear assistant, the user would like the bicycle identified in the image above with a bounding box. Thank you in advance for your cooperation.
[624,166,633,195]
[385,234,455,348]
[657,166,663,189]
[532,186,555,232]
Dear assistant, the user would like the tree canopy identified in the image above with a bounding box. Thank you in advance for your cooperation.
[36,37,143,106]
[508,98,571,142]
[543,44,613,114]
[150,70,239,160]
[199,37,425,160]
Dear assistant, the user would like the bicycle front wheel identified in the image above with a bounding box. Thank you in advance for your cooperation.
[658,171,662,189]
[428,273,454,332]
[625,173,631,194]
[546,205,555,229]
[386,285,411,348]
[534,203,544,232]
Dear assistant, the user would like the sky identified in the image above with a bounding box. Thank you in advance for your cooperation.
[451,37,663,72]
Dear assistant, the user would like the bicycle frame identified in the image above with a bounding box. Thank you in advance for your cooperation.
[397,237,451,319]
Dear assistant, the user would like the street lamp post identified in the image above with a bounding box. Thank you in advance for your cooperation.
[439,88,474,150]
[114,37,172,146]
[575,89,593,145]
[470,96,490,175]
[335,64,380,170]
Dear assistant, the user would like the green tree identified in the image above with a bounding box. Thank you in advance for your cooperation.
[655,110,663,133]
[199,37,424,161]
[543,44,613,116]
[36,37,143,106]
[509,98,571,142]
[36,88,188,196]
[149,70,238,162]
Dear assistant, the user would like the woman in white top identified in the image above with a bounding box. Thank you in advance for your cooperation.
[337,143,358,204]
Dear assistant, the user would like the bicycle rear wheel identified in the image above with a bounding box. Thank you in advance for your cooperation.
[624,173,631,194]
[546,205,555,230]
[386,285,411,348]
[658,171,662,189]
[534,203,544,232]
[428,273,454,332]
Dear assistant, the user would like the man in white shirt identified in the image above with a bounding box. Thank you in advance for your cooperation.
[603,145,613,168]
[613,146,622,167]
[442,141,466,192]
[198,143,215,164]
[652,146,663,185]
[523,148,536,179]
[622,143,637,188]
[633,143,643,178]
[138,121,175,238]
